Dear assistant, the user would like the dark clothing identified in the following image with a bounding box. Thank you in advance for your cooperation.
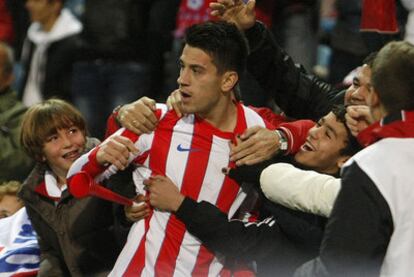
[0,87,33,182]
[295,163,392,277]
[244,21,344,121]
[174,156,325,276]
[19,35,80,102]
[78,0,149,62]
[176,196,323,277]
[295,110,414,276]
[18,138,124,277]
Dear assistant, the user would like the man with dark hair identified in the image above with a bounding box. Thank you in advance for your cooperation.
[293,40,414,277]
[68,21,281,276]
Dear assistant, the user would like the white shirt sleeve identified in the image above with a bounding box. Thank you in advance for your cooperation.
[260,163,340,217]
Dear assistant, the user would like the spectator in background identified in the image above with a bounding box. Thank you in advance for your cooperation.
[2,0,30,63]
[0,181,24,219]
[0,42,33,183]
[71,0,152,139]
[19,0,82,106]
[271,0,319,73]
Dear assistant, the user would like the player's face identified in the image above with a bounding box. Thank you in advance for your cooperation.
[294,112,350,175]
[177,45,227,118]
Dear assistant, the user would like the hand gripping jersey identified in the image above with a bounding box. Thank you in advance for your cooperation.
[68,103,273,276]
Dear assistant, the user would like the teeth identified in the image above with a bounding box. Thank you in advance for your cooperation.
[63,151,79,159]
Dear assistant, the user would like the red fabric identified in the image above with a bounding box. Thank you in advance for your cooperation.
[34,181,61,202]
[279,120,315,155]
[104,113,120,139]
[175,0,214,38]
[360,0,398,33]
[357,110,414,147]
[255,0,276,27]
[0,0,14,44]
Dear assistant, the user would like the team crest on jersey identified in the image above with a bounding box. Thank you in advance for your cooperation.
[187,0,203,10]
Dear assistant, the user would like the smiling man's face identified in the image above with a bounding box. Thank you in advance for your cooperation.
[294,112,350,175]
[344,64,373,106]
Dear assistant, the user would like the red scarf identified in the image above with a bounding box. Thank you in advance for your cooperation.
[357,110,414,147]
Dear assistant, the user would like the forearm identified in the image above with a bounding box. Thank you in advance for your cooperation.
[245,22,337,121]
[175,197,288,262]
[260,163,340,217]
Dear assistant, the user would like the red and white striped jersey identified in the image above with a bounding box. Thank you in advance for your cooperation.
[68,103,273,276]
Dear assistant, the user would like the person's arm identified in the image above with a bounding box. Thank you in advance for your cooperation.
[67,129,140,184]
[260,163,340,217]
[105,97,158,138]
[229,119,314,166]
[176,197,290,262]
[144,175,291,262]
[245,21,339,121]
[294,162,393,276]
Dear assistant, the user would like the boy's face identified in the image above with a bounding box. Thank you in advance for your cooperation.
[177,45,231,119]
[294,112,350,175]
[0,195,23,218]
[42,125,86,178]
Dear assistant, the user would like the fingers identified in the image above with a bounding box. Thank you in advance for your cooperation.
[166,89,183,117]
[239,126,261,140]
[118,97,158,134]
[246,0,256,14]
[230,128,279,166]
[97,136,139,170]
[124,194,150,222]
[230,139,256,163]
[346,106,371,136]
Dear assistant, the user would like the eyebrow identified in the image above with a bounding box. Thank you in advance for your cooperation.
[179,58,206,72]
[320,117,338,138]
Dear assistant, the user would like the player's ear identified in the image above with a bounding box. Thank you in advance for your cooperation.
[221,71,238,92]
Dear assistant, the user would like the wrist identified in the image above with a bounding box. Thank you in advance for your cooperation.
[275,129,288,154]
[113,105,124,126]
[172,194,185,213]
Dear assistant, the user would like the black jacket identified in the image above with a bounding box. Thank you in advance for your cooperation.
[244,22,344,121]
[19,35,80,102]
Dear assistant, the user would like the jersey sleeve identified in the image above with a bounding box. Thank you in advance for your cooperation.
[278,120,314,155]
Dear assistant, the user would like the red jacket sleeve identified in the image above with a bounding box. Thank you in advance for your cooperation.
[278,120,315,155]
[250,106,314,155]
[105,112,121,139]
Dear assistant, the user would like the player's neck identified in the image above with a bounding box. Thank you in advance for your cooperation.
[201,97,238,132]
